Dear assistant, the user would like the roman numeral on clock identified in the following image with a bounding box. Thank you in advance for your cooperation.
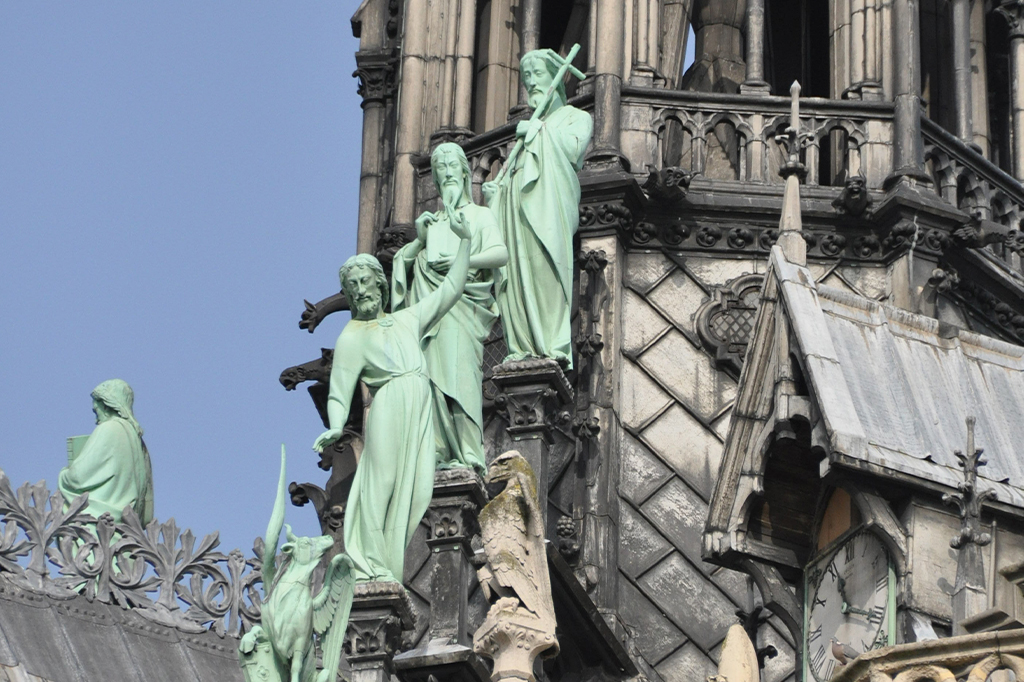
[808,625,822,643]
[811,645,826,669]
[867,605,886,625]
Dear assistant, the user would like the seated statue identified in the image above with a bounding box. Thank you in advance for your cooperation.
[392,142,507,473]
[59,379,154,524]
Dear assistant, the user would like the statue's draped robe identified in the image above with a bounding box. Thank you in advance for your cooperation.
[391,202,502,472]
[59,417,154,524]
[494,104,593,369]
[326,278,462,582]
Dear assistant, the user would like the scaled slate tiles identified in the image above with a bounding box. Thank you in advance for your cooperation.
[617,577,685,664]
[619,503,673,579]
[637,553,735,652]
[654,640,716,682]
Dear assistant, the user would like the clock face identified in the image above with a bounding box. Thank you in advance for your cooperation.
[805,531,892,682]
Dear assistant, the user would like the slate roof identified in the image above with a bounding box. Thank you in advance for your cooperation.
[0,578,244,682]
[706,246,1024,561]
[774,253,1024,508]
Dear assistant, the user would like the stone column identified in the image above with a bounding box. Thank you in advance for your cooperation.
[740,0,770,94]
[950,0,974,144]
[887,0,931,185]
[393,470,490,682]
[354,51,398,255]
[453,0,477,131]
[423,469,487,647]
[969,0,989,155]
[516,0,542,108]
[997,2,1024,181]
[631,0,662,85]
[491,359,574,530]
[393,0,429,228]
[345,583,415,682]
[588,0,628,169]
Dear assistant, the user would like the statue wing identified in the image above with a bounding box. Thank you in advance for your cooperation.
[314,553,356,682]
[488,491,547,618]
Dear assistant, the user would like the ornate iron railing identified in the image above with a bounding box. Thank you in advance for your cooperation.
[832,628,1024,682]
[0,469,263,638]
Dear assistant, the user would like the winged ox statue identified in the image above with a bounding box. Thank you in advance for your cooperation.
[239,447,356,682]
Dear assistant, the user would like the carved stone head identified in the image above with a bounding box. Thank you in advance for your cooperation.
[339,253,389,319]
[91,379,142,436]
[520,49,566,110]
[430,142,473,208]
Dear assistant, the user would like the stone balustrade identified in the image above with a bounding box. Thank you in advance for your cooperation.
[832,628,1024,682]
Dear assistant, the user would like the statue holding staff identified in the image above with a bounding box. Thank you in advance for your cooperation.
[313,213,474,585]
[392,142,507,473]
[484,46,591,370]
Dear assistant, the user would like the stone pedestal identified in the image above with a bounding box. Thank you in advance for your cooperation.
[473,606,558,682]
[491,359,574,530]
[394,469,490,682]
[344,582,415,682]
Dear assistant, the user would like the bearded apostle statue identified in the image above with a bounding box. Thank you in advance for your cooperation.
[312,214,473,586]
[59,379,154,524]
[484,48,592,370]
[391,142,507,473]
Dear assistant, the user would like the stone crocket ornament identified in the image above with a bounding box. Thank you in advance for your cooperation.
[473,450,558,682]
[239,448,355,682]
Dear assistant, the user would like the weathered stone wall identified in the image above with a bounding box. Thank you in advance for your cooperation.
[617,251,796,682]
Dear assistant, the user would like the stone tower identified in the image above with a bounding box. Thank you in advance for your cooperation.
[287,2,1024,682]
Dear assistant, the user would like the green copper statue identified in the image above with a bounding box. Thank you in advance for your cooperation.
[59,379,154,524]
[313,218,473,585]
[392,142,507,473]
[239,448,355,682]
[484,47,591,370]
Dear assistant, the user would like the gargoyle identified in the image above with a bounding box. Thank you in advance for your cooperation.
[952,213,1013,250]
[831,176,873,218]
[642,166,693,205]
[239,449,355,682]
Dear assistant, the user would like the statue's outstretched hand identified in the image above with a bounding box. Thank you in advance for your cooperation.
[313,429,343,453]
[449,211,471,240]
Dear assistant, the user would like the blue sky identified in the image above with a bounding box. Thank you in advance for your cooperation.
[1,5,698,558]
[1,4,362,553]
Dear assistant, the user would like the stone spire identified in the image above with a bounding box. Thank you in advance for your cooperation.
[777,81,807,265]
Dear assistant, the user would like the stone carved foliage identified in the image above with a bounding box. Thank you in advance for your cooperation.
[942,417,997,550]
[0,471,262,637]
[696,275,764,379]
[353,51,397,105]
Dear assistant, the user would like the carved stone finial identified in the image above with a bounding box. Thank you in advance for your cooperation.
[776,82,807,265]
[473,451,558,682]
[942,417,998,634]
